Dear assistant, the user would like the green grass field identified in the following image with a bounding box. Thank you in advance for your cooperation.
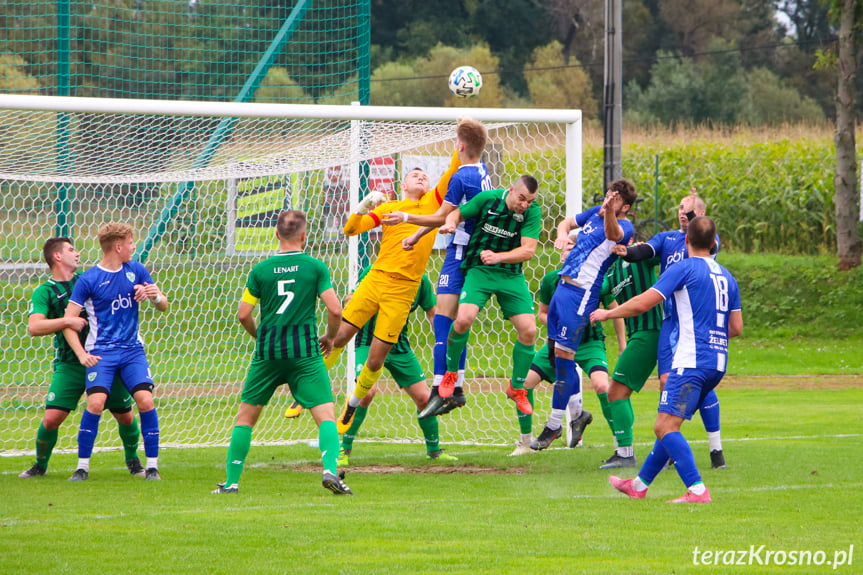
[2,385,860,574]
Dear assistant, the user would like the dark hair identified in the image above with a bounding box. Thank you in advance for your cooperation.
[609,178,637,208]
[456,117,488,159]
[277,210,307,240]
[687,216,716,250]
[43,237,72,268]
[517,175,539,195]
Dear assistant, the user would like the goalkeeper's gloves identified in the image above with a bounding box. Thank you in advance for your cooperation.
[355,191,388,215]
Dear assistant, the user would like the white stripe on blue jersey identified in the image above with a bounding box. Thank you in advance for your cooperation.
[560,205,633,309]
[651,257,741,371]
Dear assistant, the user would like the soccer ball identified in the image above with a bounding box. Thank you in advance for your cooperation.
[448,66,483,98]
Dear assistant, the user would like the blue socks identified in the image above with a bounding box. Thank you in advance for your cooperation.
[661,431,702,488]
[433,314,465,377]
[139,409,160,458]
[77,409,102,458]
[552,356,580,410]
[699,390,721,433]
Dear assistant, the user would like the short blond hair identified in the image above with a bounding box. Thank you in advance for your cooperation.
[98,223,134,252]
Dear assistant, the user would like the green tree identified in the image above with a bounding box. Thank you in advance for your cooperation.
[524,41,597,117]
[369,61,425,106]
[414,43,503,108]
[740,67,825,124]
[254,67,307,102]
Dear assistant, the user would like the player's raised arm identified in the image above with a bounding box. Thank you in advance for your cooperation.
[438,206,464,235]
[343,191,388,236]
[555,215,578,250]
[601,191,625,243]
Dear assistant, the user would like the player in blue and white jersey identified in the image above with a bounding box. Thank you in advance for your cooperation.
[614,191,727,468]
[592,217,742,503]
[533,179,636,447]
[63,223,169,481]
[382,117,490,416]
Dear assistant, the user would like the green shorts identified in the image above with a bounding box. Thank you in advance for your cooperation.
[460,267,535,318]
[611,329,660,393]
[46,361,133,412]
[355,345,424,389]
[242,355,334,408]
[531,340,608,383]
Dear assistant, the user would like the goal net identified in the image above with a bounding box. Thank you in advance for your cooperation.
[0,94,582,453]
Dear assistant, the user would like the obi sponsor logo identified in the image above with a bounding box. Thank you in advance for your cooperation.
[111,293,134,314]
[666,250,686,267]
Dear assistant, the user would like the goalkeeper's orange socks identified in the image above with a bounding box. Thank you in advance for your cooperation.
[225,425,252,486]
[324,346,344,371]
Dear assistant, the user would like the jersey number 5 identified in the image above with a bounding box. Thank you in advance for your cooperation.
[277,280,296,314]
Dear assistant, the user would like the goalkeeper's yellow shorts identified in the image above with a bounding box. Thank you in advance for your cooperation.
[343,269,418,345]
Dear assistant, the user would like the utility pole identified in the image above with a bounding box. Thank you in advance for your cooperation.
[603,0,623,191]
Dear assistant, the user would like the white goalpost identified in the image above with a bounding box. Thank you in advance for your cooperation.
[0,94,582,452]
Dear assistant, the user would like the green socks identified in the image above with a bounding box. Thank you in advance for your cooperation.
[597,392,614,436]
[511,341,534,390]
[35,423,58,468]
[446,329,471,372]
[118,419,141,461]
[225,425,253,486]
[318,420,340,474]
[341,405,369,451]
[417,409,440,453]
[517,389,535,434]
[608,398,635,448]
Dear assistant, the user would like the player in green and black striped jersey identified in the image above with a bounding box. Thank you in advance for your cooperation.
[335,267,457,464]
[19,238,141,479]
[598,255,663,469]
[215,210,351,495]
[419,176,542,419]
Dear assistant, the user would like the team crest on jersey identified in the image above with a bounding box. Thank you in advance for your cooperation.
[126,271,135,283]
[47,392,55,402]
[87,372,97,382]
[513,213,524,222]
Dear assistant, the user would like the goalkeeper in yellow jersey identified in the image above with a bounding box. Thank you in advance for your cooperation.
[325,148,460,434]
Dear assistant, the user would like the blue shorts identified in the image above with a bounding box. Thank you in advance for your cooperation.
[437,244,466,295]
[547,282,594,353]
[85,347,154,395]
[658,367,724,420]
[657,319,679,376]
